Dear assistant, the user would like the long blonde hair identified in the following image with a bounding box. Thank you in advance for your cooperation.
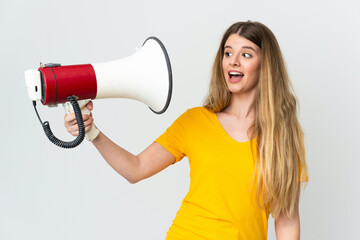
[204,21,308,219]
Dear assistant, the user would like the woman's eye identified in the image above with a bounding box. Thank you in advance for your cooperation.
[243,53,252,58]
[224,52,232,57]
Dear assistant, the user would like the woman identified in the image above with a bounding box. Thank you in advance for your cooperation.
[65,21,309,239]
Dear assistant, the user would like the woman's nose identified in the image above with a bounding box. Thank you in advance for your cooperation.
[230,56,240,66]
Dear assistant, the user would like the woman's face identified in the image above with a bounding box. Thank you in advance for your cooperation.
[222,34,261,96]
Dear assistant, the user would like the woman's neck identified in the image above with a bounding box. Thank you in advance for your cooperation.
[223,90,256,120]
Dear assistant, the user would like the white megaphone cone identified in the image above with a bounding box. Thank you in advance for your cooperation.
[93,37,172,113]
[25,37,172,148]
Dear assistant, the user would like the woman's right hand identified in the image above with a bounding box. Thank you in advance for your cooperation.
[64,101,94,136]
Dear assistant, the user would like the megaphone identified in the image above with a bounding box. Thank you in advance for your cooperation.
[25,37,172,148]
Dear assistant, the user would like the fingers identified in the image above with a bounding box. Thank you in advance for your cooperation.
[64,101,95,136]
[86,101,93,111]
[84,123,93,133]
[64,112,75,121]
[64,113,92,123]
[83,116,94,132]
[64,113,94,136]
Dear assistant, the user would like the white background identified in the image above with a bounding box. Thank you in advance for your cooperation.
[1,0,359,239]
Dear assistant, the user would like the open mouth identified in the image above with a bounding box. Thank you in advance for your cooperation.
[228,71,244,81]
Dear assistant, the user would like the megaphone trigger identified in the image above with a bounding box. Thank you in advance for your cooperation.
[63,99,100,141]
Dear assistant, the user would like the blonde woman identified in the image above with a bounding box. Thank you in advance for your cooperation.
[65,21,309,239]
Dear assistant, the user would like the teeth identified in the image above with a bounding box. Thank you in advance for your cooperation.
[229,72,243,76]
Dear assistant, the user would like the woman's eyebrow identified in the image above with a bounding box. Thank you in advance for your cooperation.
[224,45,257,52]
[242,46,257,52]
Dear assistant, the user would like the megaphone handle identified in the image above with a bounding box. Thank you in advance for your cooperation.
[63,99,100,141]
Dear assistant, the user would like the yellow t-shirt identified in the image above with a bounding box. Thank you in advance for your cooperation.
[155,107,308,240]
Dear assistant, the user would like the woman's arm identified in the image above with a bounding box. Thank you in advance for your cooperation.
[64,101,176,184]
[274,183,301,240]
[92,132,175,183]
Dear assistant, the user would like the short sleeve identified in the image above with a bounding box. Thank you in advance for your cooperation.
[155,110,189,164]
